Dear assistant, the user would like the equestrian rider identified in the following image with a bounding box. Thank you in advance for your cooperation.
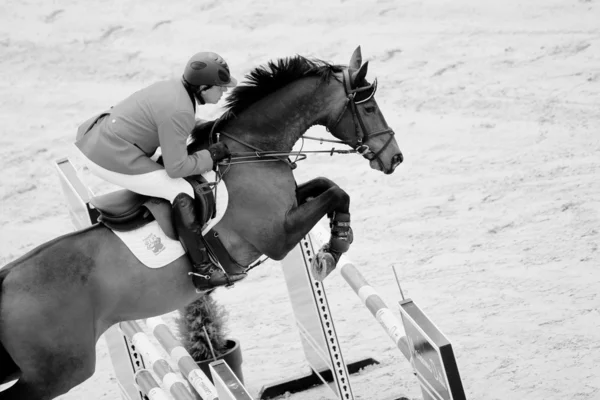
[74,51,245,290]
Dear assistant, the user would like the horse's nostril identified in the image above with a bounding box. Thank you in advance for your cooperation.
[392,153,403,165]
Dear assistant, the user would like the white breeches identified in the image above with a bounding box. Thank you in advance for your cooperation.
[77,151,194,203]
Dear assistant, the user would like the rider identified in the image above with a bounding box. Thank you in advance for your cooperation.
[74,51,245,290]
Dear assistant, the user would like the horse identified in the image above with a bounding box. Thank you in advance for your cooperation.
[0,46,402,399]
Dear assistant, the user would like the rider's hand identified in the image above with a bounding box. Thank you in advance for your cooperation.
[207,142,231,162]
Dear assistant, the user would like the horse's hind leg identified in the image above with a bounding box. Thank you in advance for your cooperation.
[0,375,85,400]
[0,359,95,400]
[0,341,96,400]
[0,344,20,386]
[0,378,48,400]
[0,316,97,400]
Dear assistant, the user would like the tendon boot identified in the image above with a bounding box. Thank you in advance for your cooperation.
[329,212,353,254]
[172,193,246,290]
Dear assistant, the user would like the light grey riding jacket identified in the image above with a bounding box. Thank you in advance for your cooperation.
[75,79,212,177]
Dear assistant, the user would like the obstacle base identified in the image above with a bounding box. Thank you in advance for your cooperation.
[258,358,379,400]
[210,359,254,400]
[398,299,466,400]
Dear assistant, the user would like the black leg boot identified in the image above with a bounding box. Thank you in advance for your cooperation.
[172,193,246,290]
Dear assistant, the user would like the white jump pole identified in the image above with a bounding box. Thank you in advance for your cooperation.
[146,316,219,400]
[339,263,411,359]
[120,321,196,400]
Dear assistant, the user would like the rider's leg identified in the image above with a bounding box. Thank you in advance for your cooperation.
[77,152,245,289]
[172,193,245,290]
[78,153,194,202]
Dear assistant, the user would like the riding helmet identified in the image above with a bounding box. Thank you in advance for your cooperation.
[183,52,238,88]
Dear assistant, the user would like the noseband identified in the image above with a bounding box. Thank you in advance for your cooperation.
[327,69,395,169]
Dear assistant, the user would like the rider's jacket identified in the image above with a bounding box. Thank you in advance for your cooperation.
[75,79,213,177]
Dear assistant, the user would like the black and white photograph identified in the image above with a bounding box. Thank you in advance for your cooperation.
[1,1,598,399]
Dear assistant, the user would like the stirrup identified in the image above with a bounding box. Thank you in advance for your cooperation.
[188,263,219,281]
[188,271,211,280]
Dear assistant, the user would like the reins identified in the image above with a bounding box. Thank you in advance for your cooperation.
[213,69,395,172]
[218,131,357,168]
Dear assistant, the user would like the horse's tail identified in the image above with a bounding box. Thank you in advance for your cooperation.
[0,260,18,327]
[0,261,20,380]
[0,261,13,311]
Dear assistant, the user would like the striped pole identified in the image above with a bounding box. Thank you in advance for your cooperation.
[120,321,196,400]
[340,263,411,360]
[134,369,170,400]
[146,316,219,400]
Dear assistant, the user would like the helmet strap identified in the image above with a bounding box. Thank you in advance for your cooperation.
[195,91,206,105]
[182,76,210,106]
[195,85,214,105]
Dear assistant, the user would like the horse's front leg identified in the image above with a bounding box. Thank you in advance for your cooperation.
[285,177,353,280]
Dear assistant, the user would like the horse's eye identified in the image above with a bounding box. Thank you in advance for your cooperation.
[364,106,376,113]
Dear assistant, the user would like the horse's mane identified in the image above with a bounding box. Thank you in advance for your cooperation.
[189,55,345,151]
[224,55,345,116]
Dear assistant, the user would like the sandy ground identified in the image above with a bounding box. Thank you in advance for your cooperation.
[1,0,600,399]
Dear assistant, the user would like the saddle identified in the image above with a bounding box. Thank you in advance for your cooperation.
[89,177,246,275]
[91,176,215,240]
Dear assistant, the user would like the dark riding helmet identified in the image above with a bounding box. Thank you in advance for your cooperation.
[182,52,238,88]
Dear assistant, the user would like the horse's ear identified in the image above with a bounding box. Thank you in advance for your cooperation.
[351,61,369,86]
[349,46,362,70]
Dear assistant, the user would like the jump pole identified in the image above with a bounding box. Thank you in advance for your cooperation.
[121,318,255,400]
[339,263,411,359]
[339,262,467,400]
[120,320,197,400]
[145,316,219,400]
[133,369,171,400]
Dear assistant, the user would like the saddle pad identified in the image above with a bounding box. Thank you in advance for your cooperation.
[112,170,229,269]
[113,220,186,268]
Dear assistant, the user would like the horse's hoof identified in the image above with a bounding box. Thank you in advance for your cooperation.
[311,250,336,281]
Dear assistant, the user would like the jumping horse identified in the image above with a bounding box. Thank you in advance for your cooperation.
[0,47,402,399]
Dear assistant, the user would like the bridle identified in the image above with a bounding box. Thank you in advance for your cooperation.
[325,69,395,170]
[214,68,395,171]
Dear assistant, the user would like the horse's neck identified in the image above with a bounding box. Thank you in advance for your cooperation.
[228,79,331,152]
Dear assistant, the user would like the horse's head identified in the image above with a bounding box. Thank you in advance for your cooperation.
[326,47,403,175]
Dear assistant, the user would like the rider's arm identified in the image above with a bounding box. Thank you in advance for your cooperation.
[158,111,213,178]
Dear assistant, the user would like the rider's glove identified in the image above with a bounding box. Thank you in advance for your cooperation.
[207,142,231,163]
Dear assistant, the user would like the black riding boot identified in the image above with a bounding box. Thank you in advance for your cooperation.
[172,193,246,290]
